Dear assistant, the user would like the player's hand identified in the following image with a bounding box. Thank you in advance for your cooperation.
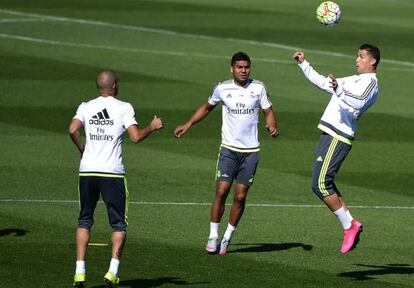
[266,124,279,138]
[174,123,190,138]
[293,51,305,63]
[151,115,163,130]
[328,74,338,91]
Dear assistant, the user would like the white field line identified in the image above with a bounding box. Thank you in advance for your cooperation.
[0,33,294,65]
[1,199,414,210]
[0,18,48,23]
[0,8,413,68]
[1,33,413,72]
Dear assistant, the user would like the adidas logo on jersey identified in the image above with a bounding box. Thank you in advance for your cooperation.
[89,108,114,125]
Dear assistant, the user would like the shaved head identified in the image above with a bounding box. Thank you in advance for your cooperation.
[96,70,118,91]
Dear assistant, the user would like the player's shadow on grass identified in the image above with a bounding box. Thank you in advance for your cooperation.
[229,242,313,253]
[0,228,28,237]
[339,264,414,280]
[91,277,209,288]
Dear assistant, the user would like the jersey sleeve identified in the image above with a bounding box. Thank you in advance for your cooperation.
[299,60,335,95]
[122,103,138,129]
[207,83,222,106]
[259,84,272,109]
[73,102,86,124]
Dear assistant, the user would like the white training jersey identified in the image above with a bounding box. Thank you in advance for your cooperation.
[299,60,378,144]
[73,96,138,174]
[208,79,272,151]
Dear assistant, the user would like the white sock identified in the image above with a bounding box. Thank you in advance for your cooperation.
[75,260,85,275]
[109,258,120,276]
[333,206,352,230]
[346,210,354,221]
[209,222,220,239]
[223,223,236,241]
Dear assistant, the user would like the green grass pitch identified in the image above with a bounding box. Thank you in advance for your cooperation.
[0,0,413,287]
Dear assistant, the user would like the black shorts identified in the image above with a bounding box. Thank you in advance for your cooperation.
[311,134,352,200]
[215,146,260,186]
[78,173,129,232]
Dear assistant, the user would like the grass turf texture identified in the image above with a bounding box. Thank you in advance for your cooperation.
[0,0,413,287]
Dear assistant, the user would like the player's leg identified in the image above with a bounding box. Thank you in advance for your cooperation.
[76,228,90,263]
[311,134,349,214]
[74,228,89,287]
[322,193,342,212]
[219,184,250,255]
[111,231,126,259]
[324,190,353,221]
[228,183,250,226]
[329,187,362,254]
[311,134,361,253]
[74,176,100,287]
[101,176,128,286]
[335,192,354,220]
[211,181,233,223]
[323,184,355,223]
[206,181,232,253]
[220,151,258,255]
[103,231,125,287]
[320,140,360,236]
[206,147,237,253]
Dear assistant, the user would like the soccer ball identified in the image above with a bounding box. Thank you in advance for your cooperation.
[316,1,341,27]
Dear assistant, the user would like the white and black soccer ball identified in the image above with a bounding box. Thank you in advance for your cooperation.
[316,1,342,27]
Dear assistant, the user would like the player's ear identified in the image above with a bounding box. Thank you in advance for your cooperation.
[112,79,118,89]
[230,66,234,74]
[370,58,377,67]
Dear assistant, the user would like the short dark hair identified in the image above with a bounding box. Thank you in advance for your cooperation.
[360,44,380,68]
[231,52,251,66]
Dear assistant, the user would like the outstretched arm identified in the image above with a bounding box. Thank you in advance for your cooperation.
[68,119,85,155]
[293,51,335,94]
[174,102,215,138]
[127,115,163,143]
[262,107,279,137]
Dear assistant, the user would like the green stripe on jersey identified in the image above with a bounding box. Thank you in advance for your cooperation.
[317,124,353,145]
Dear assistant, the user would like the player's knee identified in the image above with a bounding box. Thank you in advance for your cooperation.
[216,187,231,200]
[311,182,325,200]
[78,219,93,231]
[233,192,247,204]
[111,221,127,232]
